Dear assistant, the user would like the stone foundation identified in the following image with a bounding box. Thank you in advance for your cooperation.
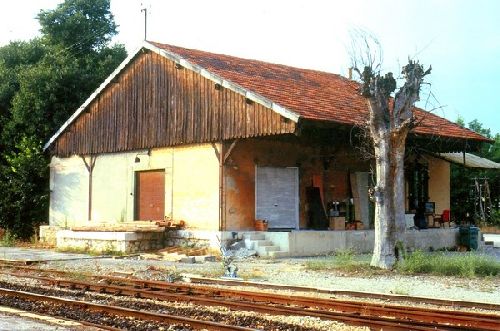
[51,227,460,256]
[56,230,167,254]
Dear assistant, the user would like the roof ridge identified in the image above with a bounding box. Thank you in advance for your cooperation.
[148,41,355,81]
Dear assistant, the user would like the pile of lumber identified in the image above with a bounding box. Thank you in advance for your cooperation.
[139,246,216,262]
[71,220,184,232]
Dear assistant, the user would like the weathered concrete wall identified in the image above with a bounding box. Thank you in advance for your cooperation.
[264,228,459,256]
[49,143,219,230]
[427,156,450,214]
[49,156,89,227]
[171,228,459,257]
[56,230,166,253]
[224,136,370,231]
[39,225,60,246]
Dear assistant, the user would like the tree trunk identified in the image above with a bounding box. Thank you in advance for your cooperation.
[358,60,430,269]
[370,131,397,268]
[393,135,408,239]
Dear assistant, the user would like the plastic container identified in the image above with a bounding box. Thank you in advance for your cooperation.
[459,226,479,250]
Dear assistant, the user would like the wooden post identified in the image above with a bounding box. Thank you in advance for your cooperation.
[81,155,97,221]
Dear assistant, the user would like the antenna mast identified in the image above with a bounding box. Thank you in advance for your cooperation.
[141,7,147,40]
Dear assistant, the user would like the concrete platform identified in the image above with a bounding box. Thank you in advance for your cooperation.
[0,247,94,264]
[262,228,460,256]
[483,234,500,248]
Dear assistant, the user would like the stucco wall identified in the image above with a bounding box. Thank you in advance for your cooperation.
[427,155,451,214]
[49,144,219,229]
[170,144,220,230]
[49,155,90,227]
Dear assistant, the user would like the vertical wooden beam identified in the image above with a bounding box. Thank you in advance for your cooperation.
[81,155,97,222]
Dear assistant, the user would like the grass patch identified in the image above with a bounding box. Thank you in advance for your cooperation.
[396,250,500,277]
[304,250,373,274]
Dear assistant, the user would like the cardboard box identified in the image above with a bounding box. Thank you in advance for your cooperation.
[329,217,345,230]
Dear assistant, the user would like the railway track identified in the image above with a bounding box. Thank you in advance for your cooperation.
[188,275,500,311]
[0,287,252,331]
[1,265,498,330]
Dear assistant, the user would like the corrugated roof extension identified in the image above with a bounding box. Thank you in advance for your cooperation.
[44,41,489,151]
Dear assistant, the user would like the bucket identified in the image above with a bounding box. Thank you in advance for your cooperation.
[254,219,268,231]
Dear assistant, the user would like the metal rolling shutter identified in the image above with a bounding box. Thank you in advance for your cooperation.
[255,167,299,229]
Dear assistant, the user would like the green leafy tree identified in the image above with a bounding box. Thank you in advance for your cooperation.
[450,120,499,226]
[0,0,126,238]
[0,137,48,238]
[38,0,117,54]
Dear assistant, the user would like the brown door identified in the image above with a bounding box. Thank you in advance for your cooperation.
[135,170,165,220]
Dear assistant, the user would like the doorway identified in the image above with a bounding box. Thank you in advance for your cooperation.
[135,170,165,220]
[255,166,299,229]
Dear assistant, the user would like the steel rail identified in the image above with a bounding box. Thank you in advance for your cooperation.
[1,271,492,331]
[44,271,499,330]
[187,275,500,311]
[2,263,499,312]
[0,287,255,331]
[1,264,499,330]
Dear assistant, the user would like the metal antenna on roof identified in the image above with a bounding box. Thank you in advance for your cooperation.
[141,6,147,40]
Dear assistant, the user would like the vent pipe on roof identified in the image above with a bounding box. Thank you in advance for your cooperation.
[348,67,353,80]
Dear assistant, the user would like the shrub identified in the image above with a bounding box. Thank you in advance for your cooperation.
[0,230,17,247]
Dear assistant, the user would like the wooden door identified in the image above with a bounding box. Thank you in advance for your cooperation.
[255,167,299,229]
[135,170,165,220]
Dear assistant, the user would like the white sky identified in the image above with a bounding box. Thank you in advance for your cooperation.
[1,0,499,134]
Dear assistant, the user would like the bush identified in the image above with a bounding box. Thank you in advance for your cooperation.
[397,250,500,277]
[0,230,17,247]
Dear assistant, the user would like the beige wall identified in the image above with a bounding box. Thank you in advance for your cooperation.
[427,155,451,214]
[49,144,220,230]
[169,144,220,230]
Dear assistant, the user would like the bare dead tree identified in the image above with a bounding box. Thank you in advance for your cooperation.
[350,32,431,269]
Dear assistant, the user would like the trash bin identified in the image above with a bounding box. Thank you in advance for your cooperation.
[459,226,479,250]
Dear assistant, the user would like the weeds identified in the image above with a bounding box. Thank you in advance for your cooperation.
[305,250,372,274]
[396,250,500,277]
[391,282,410,295]
[0,230,17,247]
[304,249,499,278]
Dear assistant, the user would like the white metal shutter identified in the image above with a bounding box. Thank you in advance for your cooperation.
[255,167,299,229]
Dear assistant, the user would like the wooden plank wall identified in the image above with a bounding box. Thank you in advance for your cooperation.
[53,51,296,157]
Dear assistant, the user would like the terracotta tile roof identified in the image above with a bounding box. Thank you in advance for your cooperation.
[151,42,489,142]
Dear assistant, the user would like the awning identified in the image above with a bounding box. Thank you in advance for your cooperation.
[437,152,500,169]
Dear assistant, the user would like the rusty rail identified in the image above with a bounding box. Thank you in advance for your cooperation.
[0,287,254,331]
[2,263,498,312]
[187,275,500,311]
[2,270,498,330]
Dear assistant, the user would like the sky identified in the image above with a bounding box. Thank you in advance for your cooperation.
[1,0,499,134]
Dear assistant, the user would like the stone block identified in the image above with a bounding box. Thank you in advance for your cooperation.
[180,256,196,264]
[194,255,216,262]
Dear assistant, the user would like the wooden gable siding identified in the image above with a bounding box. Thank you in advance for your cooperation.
[52,51,296,157]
